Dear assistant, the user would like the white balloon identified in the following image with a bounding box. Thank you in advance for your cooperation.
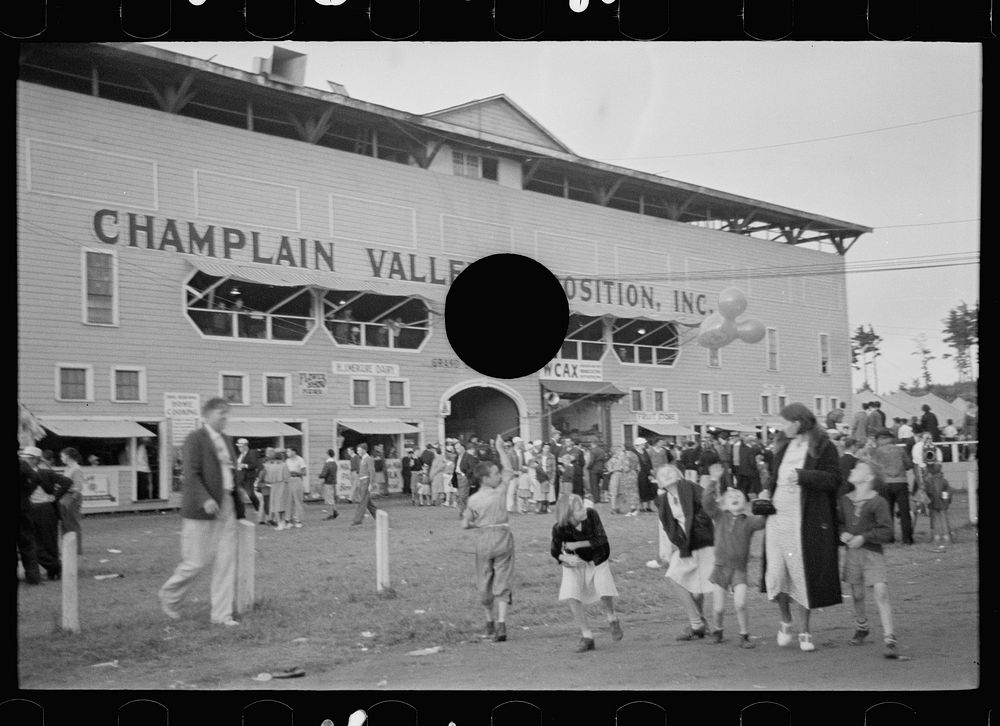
[718,287,748,320]
[698,312,731,348]
[737,318,767,344]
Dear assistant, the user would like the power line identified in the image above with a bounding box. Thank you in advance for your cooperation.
[594,110,981,163]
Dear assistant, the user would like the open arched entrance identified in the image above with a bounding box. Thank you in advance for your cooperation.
[439,380,527,444]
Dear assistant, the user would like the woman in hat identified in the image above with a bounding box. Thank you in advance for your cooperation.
[634,438,655,513]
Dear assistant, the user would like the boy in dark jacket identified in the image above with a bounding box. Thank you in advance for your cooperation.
[838,459,898,658]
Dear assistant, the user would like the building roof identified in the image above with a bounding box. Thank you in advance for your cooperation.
[424,94,574,154]
[23,43,873,253]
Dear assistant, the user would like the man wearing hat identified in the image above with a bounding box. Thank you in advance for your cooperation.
[633,438,654,511]
[159,397,246,626]
[867,427,916,545]
[234,438,261,512]
[20,446,64,582]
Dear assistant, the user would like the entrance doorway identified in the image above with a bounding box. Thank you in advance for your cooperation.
[445,386,520,442]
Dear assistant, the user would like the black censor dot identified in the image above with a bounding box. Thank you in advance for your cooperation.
[446,254,568,379]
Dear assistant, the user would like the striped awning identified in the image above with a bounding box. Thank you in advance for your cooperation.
[186,257,445,312]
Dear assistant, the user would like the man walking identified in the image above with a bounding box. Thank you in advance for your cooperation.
[351,442,378,525]
[852,402,870,443]
[457,442,478,512]
[159,397,245,626]
[588,440,608,504]
[867,428,916,545]
[234,438,261,512]
[319,448,339,520]
[731,434,761,496]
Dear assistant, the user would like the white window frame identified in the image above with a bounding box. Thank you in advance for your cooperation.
[814,396,825,416]
[699,391,713,415]
[629,388,645,412]
[720,392,733,415]
[81,248,119,327]
[819,332,831,375]
[766,327,779,372]
[385,378,411,408]
[219,371,250,406]
[830,396,840,414]
[652,388,667,413]
[350,376,375,408]
[707,346,721,368]
[622,423,636,448]
[262,373,292,407]
[778,395,788,411]
[55,363,94,402]
[110,365,147,403]
[760,394,771,415]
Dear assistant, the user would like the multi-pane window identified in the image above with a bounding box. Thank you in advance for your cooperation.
[559,315,606,361]
[653,390,666,412]
[58,365,91,401]
[452,150,499,181]
[699,392,712,414]
[819,333,830,374]
[613,319,679,366]
[352,378,374,407]
[708,347,720,367]
[186,272,314,342]
[112,367,144,402]
[387,379,409,408]
[324,290,430,350]
[221,373,248,405]
[720,393,732,415]
[264,375,290,405]
[761,395,771,415]
[84,250,116,325]
[630,389,644,412]
[766,328,779,371]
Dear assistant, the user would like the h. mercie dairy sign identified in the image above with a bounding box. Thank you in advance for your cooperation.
[92,209,711,315]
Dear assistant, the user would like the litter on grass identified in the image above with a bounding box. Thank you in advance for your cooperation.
[376,679,388,687]
[361,631,375,638]
[292,637,308,643]
[414,609,426,614]
[107,549,122,554]
[407,646,443,656]
[94,574,124,580]
[99,559,109,563]
[91,660,119,668]
[645,560,662,569]
[253,672,272,682]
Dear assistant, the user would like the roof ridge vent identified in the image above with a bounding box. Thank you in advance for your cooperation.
[252,46,307,87]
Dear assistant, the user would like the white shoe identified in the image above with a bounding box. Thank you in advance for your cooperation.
[798,633,816,652]
[215,618,240,627]
[294,522,303,528]
[777,622,794,647]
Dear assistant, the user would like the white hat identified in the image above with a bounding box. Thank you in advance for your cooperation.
[512,437,523,443]
[532,440,542,447]
[236,438,249,445]
[634,437,647,446]
[19,446,43,458]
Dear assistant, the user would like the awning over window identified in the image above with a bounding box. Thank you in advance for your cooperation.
[541,381,627,397]
[186,257,444,313]
[567,303,703,327]
[225,419,303,438]
[639,422,698,437]
[41,419,156,438]
[338,419,421,435]
[705,421,760,433]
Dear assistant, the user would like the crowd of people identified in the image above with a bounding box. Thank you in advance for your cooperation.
[16,395,970,661]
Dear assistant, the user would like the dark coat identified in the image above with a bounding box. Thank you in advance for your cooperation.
[180,427,245,521]
[657,478,714,558]
[635,448,655,501]
[235,447,260,488]
[588,446,608,477]
[550,508,611,566]
[759,437,842,609]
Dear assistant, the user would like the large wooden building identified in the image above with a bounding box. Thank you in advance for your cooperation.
[17,43,871,512]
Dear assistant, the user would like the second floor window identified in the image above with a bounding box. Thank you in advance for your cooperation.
[452,150,498,181]
[559,314,606,361]
[323,290,431,350]
[185,272,314,342]
[613,319,679,367]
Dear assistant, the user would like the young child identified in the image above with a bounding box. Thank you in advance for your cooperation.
[655,463,716,640]
[550,493,623,652]
[838,459,899,659]
[443,457,456,508]
[461,435,516,643]
[517,457,533,514]
[416,467,432,506]
[701,463,767,648]
[922,460,953,551]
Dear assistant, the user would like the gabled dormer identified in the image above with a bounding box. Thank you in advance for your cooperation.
[424,94,572,154]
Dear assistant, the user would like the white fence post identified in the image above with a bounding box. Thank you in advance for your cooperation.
[967,469,978,526]
[235,519,256,614]
[375,509,390,592]
[61,532,79,633]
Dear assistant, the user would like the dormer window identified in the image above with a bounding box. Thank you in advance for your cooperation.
[452,151,498,181]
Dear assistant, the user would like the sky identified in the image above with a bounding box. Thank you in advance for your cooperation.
[147,41,981,394]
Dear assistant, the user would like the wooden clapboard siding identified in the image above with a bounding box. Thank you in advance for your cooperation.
[18,80,851,485]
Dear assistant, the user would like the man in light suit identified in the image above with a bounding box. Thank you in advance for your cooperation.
[351,442,379,525]
[159,397,245,626]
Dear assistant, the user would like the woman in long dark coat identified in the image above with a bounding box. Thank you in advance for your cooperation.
[758,402,842,653]
[634,438,655,512]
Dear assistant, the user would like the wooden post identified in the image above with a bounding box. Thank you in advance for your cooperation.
[967,469,978,526]
[61,532,79,633]
[235,519,256,614]
[375,509,390,592]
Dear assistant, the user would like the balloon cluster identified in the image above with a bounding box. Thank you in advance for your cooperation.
[696,288,766,349]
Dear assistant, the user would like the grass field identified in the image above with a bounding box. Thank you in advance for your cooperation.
[17,491,979,690]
